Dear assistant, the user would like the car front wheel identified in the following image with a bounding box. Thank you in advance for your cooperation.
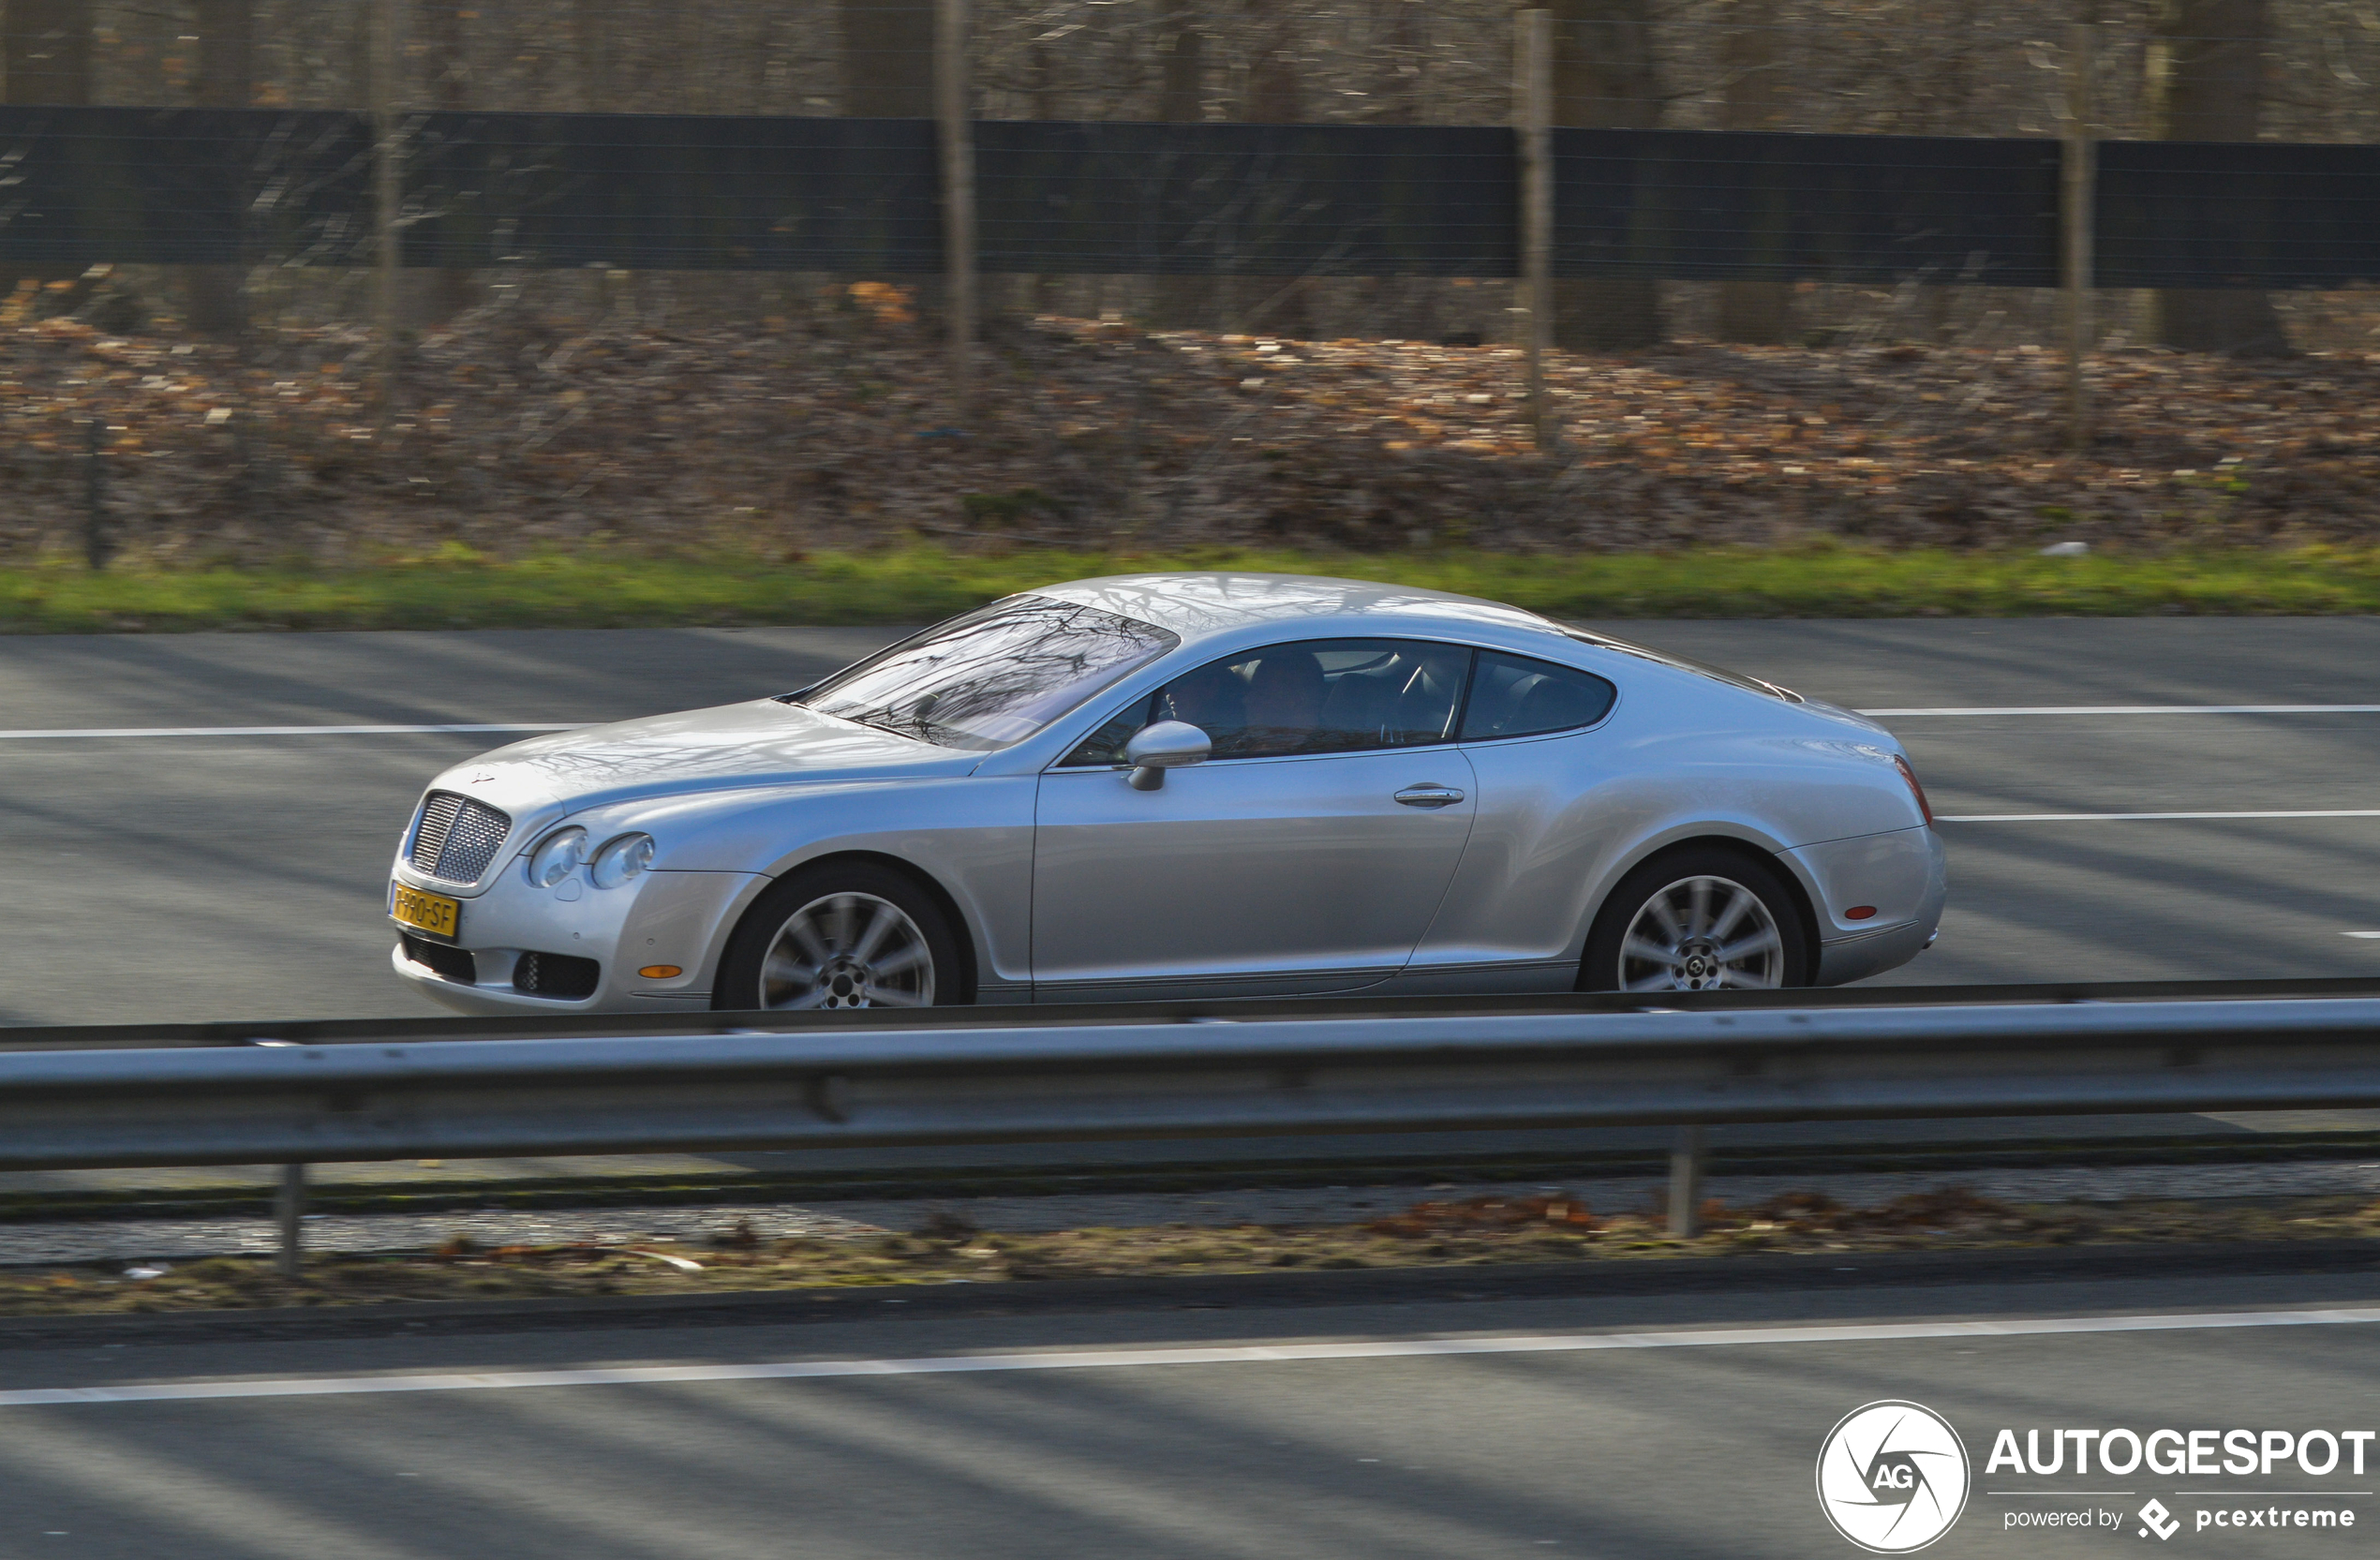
[714,863,965,1011]
[1580,847,1811,992]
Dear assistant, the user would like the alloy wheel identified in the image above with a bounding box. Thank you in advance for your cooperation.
[1616,874,1785,992]
[759,891,937,1009]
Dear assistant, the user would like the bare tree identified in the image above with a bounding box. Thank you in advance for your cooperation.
[422,1,477,323]
[1551,0,1664,349]
[2145,0,2288,352]
[575,0,614,111]
[187,0,256,337]
[1238,1,1316,337]
[3,0,94,299]
[1716,0,1791,343]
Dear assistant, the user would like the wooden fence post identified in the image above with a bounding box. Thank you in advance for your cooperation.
[1514,10,1555,452]
[2062,21,2097,453]
[936,0,976,425]
[372,0,401,436]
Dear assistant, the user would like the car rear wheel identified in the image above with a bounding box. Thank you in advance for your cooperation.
[1580,847,1811,992]
[714,863,964,1011]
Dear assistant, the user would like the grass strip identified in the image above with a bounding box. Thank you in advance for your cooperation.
[5,543,2380,633]
[9,1187,2380,1317]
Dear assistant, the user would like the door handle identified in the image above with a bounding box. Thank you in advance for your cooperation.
[1394,783,1466,809]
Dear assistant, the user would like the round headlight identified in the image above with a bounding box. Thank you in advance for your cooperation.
[588,832,656,890]
[526,827,588,887]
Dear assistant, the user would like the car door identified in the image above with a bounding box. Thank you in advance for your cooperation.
[1032,638,1478,1000]
[1402,648,1626,993]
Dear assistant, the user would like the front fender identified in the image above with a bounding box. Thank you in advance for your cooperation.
[559,777,1037,994]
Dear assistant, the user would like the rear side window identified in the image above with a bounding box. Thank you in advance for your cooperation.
[1459,652,1616,741]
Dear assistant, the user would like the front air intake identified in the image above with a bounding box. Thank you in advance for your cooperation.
[514,951,601,1000]
[408,791,513,884]
[400,933,477,985]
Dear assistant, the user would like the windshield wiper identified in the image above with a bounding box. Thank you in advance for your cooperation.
[851,712,942,744]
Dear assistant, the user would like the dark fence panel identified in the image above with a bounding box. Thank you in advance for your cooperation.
[404,114,939,271]
[974,121,1516,277]
[0,108,365,267]
[2098,138,2380,289]
[1557,130,2061,286]
[0,108,2373,289]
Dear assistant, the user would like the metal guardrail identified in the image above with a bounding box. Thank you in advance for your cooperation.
[10,975,2380,1051]
[8,990,2380,1262]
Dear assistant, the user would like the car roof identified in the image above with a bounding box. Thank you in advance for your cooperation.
[1028,572,1559,647]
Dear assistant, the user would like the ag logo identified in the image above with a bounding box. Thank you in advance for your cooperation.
[1816,1400,1971,1553]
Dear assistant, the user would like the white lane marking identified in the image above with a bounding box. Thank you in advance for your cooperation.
[1941,810,2380,823]
[0,723,588,740]
[1862,705,2380,717]
[7,1305,2380,1408]
[2347,932,2380,940]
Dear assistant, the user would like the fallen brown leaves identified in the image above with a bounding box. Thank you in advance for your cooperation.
[5,300,2378,566]
[4,1187,2379,1316]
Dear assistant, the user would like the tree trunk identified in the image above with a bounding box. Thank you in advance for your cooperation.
[2144,0,2285,354]
[1549,0,1663,350]
[1715,0,1791,345]
[187,0,255,338]
[1144,0,1212,329]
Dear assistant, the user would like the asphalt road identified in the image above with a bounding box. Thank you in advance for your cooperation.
[2,616,2374,1027]
[4,1260,2377,1558]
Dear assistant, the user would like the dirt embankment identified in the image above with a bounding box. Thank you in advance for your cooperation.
[2,305,2373,566]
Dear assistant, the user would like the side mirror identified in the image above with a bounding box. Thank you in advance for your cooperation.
[1122,721,1211,791]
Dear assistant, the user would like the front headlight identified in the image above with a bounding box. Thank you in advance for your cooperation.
[526,827,588,887]
[588,832,656,889]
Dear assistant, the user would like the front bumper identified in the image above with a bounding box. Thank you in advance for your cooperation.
[388,866,763,1016]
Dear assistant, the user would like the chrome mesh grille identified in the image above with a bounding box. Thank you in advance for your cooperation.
[408,791,512,884]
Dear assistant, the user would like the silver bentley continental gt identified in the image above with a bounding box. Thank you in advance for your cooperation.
[388,572,1944,1013]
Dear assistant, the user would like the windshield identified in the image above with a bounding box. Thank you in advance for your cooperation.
[1557,626,1803,703]
[787,596,1179,751]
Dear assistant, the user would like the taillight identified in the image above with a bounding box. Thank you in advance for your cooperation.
[1892,753,1934,826]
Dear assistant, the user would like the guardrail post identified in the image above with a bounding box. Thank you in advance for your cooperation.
[1667,1124,1706,1238]
[275,1163,307,1278]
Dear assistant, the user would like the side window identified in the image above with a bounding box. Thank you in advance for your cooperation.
[1060,695,1158,767]
[1057,639,1472,765]
[1459,652,1617,741]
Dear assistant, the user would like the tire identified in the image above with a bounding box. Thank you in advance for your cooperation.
[1578,845,1812,993]
[713,861,968,1011]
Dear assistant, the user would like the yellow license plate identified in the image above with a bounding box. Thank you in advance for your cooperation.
[391,883,460,940]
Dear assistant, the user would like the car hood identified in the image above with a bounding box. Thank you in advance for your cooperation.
[425,699,977,821]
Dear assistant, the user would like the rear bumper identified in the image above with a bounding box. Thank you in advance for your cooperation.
[1791,825,1948,986]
